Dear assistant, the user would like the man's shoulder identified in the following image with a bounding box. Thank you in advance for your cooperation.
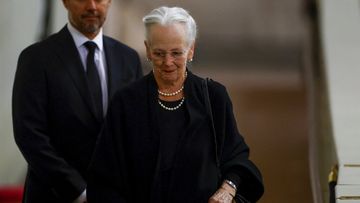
[20,28,66,56]
[111,74,147,106]
[19,40,53,60]
[103,35,138,54]
[122,74,147,92]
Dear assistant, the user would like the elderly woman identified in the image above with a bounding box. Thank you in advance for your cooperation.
[88,6,264,203]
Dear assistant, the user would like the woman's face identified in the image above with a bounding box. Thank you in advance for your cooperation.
[145,23,194,85]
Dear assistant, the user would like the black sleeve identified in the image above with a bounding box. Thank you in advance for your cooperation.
[223,170,242,188]
[209,81,264,202]
[12,47,86,201]
[87,93,128,203]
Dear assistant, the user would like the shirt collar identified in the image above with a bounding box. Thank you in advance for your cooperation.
[67,23,104,51]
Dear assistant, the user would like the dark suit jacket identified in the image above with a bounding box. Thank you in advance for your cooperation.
[12,26,142,203]
[87,71,264,203]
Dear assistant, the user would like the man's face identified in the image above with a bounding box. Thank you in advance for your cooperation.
[63,0,111,39]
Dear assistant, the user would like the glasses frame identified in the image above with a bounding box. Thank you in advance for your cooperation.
[150,49,189,62]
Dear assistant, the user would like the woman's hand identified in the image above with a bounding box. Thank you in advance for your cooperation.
[208,182,236,203]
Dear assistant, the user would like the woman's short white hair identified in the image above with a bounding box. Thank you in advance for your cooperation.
[142,6,197,47]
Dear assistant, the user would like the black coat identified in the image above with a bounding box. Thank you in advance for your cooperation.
[12,26,142,202]
[88,71,264,203]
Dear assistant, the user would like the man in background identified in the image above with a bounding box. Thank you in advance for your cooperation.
[12,0,142,202]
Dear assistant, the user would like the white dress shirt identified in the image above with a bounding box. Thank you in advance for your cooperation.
[67,23,109,203]
[67,23,109,117]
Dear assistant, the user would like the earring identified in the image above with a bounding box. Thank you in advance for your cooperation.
[188,58,193,63]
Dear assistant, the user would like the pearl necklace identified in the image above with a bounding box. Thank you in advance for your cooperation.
[157,71,187,97]
[158,86,184,97]
[158,97,185,111]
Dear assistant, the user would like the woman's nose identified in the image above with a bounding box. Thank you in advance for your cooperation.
[163,54,175,65]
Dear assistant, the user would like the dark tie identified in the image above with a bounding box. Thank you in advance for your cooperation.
[84,41,103,119]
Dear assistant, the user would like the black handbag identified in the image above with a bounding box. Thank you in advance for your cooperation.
[202,78,251,203]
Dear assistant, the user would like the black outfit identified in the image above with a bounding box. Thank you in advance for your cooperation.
[87,71,264,203]
[157,100,186,202]
[12,26,142,203]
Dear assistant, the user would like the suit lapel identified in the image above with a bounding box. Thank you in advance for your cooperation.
[104,38,132,101]
[104,38,118,101]
[53,26,100,121]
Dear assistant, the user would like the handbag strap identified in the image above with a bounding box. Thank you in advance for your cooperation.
[202,78,220,168]
[203,79,251,203]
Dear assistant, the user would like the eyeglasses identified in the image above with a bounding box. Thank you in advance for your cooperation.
[151,50,188,61]
[74,0,109,3]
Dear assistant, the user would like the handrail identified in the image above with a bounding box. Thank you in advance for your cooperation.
[328,164,338,203]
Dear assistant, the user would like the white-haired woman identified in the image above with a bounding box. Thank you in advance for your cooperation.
[88,6,264,203]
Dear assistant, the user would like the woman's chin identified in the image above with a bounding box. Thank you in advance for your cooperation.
[160,73,178,82]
